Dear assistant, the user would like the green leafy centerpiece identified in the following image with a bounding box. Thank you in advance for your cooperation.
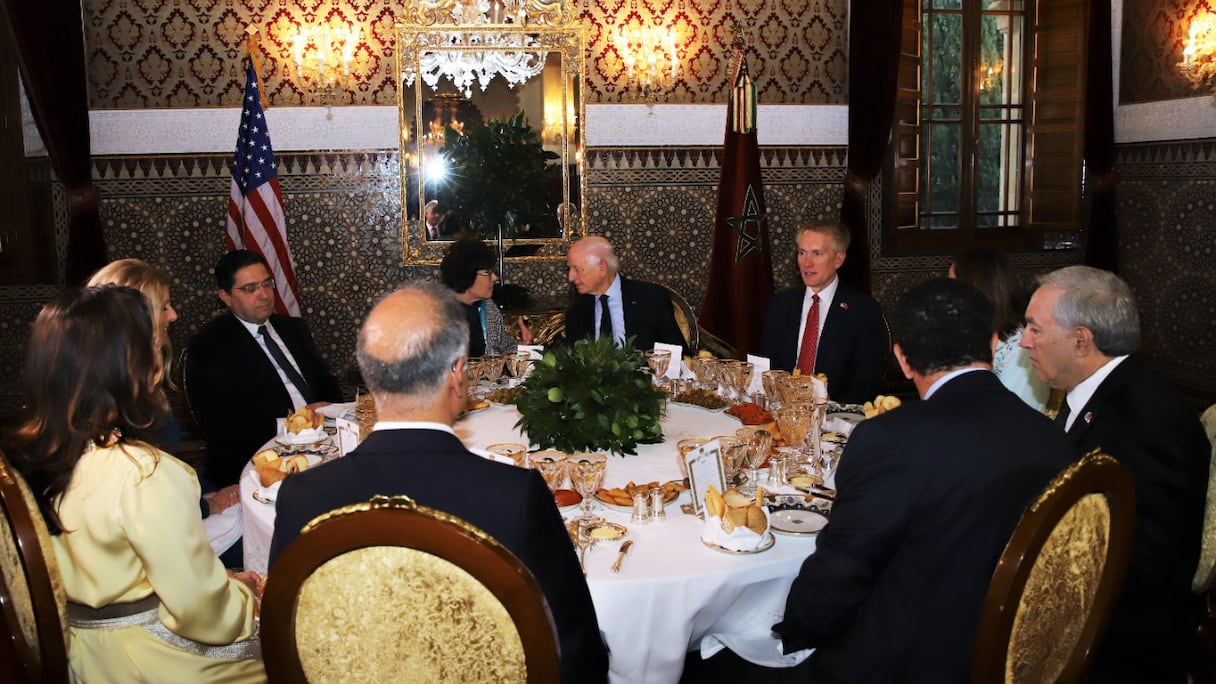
[514,337,665,457]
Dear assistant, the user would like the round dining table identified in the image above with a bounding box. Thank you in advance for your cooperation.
[239,401,821,683]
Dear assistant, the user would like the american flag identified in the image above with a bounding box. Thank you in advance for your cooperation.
[226,59,301,317]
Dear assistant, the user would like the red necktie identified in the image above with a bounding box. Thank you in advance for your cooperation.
[796,294,820,376]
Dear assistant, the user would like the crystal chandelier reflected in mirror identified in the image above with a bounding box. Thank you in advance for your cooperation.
[403,0,547,98]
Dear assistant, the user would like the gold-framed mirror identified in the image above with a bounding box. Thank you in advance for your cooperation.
[397,0,585,265]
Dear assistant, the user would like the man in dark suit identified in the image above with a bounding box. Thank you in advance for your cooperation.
[774,278,1073,680]
[186,250,342,487]
[270,283,608,682]
[564,236,687,351]
[1023,265,1209,683]
[761,222,885,404]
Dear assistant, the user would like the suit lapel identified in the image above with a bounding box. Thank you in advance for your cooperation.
[620,277,640,338]
[228,314,293,403]
[1065,358,1132,446]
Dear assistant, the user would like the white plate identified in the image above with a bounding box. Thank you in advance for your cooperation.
[249,454,323,503]
[769,509,829,535]
[275,429,328,447]
[700,533,776,554]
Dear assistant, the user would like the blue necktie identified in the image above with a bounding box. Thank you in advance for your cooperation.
[259,325,315,403]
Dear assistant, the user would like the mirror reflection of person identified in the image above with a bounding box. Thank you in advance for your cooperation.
[440,238,533,355]
[424,200,445,241]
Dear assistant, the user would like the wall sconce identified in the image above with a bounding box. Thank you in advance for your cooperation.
[290,23,360,94]
[1179,10,1216,95]
[614,23,679,99]
[979,58,1004,92]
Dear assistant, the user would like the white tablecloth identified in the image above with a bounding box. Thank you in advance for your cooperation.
[239,402,818,683]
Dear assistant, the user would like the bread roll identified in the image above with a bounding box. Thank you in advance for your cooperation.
[252,449,279,467]
[723,488,751,509]
[283,454,310,473]
[746,505,767,536]
[256,463,286,487]
[722,508,749,533]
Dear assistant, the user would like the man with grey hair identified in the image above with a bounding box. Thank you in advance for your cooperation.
[1023,265,1208,683]
[564,236,687,350]
[269,283,608,681]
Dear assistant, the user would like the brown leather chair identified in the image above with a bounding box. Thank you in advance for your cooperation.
[260,494,559,683]
[971,449,1135,684]
[0,452,69,683]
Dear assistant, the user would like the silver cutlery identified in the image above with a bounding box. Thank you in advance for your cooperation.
[610,540,634,573]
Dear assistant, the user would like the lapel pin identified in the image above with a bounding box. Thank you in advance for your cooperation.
[1084,411,1093,424]
[840,302,849,310]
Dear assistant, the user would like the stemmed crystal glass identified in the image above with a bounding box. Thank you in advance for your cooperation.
[508,351,533,387]
[532,451,568,492]
[740,429,774,495]
[775,403,813,475]
[646,350,672,391]
[480,354,505,390]
[464,357,486,399]
[761,370,790,409]
[569,452,608,525]
[730,361,755,403]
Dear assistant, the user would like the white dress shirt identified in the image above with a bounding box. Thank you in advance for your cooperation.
[597,274,626,348]
[797,276,840,355]
[1061,355,1129,431]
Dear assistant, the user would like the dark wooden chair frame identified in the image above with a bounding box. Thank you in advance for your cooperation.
[0,454,68,683]
[971,450,1135,683]
[260,495,560,683]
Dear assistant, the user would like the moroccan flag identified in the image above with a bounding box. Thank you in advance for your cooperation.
[698,33,773,357]
[226,57,302,317]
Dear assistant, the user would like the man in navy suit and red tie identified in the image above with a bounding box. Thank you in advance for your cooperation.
[761,221,885,404]
[1023,265,1209,683]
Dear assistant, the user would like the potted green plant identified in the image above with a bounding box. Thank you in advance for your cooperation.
[514,337,665,456]
[433,110,560,239]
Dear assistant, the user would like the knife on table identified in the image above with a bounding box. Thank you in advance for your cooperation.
[610,540,634,573]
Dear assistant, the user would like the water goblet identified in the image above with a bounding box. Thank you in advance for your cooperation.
[487,442,529,468]
[569,452,608,525]
[761,370,790,408]
[731,361,755,402]
[675,437,708,479]
[481,354,505,389]
[532,450,568,492]
[508,351,533,386]
[646,350,672,391]
[740,429,774,495]
[774,402,813,474]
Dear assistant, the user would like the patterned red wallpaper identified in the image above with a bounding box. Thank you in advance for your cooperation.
[1120,0,1216,104]
[81,0,847,109]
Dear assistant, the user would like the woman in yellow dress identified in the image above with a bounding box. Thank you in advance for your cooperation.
[10,285,265,683]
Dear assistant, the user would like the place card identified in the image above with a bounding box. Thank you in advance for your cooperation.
[335,414,361,457]
[517,344,544,360]
[685,440,726,515]
[746,354,770,396]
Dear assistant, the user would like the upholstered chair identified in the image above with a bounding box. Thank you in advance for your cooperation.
[971,450,1135,683]
[1192,404,1216,592]
[260,494,559,683]
[0,452,69,683]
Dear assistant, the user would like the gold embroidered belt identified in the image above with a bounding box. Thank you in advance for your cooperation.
[67,594,261,661]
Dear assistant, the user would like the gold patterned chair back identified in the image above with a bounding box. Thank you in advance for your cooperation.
[1193,403,1216,592]
[0,451,69,683]
[260,495,559,683]
[971,450,1135,684]
[659,283,700,354]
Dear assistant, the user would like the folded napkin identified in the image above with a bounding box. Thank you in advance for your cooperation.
[823,414,857,437]
[317,402,355,420]
[701,510,771,552]
[746,355,770,396]
[247,468,283,500]
[204,505,243,556]
[700,618,813,668]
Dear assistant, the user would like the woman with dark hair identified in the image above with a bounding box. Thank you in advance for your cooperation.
[439,238,532,356]
[949,248,1049,411]
[10,286,264,682]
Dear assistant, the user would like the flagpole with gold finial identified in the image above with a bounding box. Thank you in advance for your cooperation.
[245,26,269,110]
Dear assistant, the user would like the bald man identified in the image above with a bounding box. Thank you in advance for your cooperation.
[564,236,687,351]
[269,283,608,682]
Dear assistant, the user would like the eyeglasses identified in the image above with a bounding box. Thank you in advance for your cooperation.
[233,278,276,295]
[476,269,496,279]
